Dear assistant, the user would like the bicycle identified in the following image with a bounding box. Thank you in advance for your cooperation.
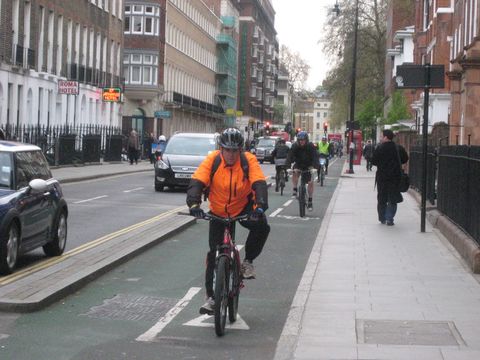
[318,157,327,187]
[290,168,314,218]
[201,213,249,336]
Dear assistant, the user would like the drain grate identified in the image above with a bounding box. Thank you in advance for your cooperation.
[81,294,178,322]
[357,319,464,346]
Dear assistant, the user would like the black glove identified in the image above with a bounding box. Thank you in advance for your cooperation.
[189,204,205,219]
[249,207,265,221]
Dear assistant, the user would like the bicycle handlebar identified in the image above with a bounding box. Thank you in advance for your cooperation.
[202,213,249,223]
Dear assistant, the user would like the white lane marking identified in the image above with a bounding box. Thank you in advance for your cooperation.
[276,214,320,221]
[123,187,144,193]
[183,314,250,330]
[74,195,108,204]
[136,287,201,342]
[269,208,284,218]
[283,199,293,207]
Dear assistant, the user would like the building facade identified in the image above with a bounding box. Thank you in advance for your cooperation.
[122,0,166,140]
[276,67,292,125]
[312,90,332,143]
[237,0,278,130]
[0,0,124,132]
[162,0,225,137]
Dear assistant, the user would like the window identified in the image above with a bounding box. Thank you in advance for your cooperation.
[124,16,130,32]
[131,54,141,63]
[125,5,131,13]
[144,55,153,64]
[145,6,153,14]
[123,66,129,84]
[143,66,152,83]
[324,112,327,118]
[123,54,129,63]
[15,151,51,189]
[133,5,142,13]
[133,16,142,33]
[131,66,141,83]
[317,112,320,117]
[145,17,153,34]
[316,123,320,130]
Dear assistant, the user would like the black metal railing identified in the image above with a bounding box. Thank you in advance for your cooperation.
[0,124,123,166]
[408,145,437,205]
[15,44,24,66]
[437,146,480,245]
[27,48,35,68]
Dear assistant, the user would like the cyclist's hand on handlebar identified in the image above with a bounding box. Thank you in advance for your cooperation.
[189,204,205,219]
[249,207,265,221]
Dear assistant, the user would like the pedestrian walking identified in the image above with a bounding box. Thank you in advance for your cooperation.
[127,129,140,165]
[371,129,409,226]
[362,139,374,171]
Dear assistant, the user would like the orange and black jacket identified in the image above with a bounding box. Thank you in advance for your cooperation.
[186,150,268,218]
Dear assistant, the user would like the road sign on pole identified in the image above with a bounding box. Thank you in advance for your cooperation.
[395,63,445,233]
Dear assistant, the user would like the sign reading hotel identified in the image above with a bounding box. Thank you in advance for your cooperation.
[58,80,79,95]
[102,87,122,102]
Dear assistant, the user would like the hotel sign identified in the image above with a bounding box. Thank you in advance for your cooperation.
[58,80,79,95]
[102,87,122,102]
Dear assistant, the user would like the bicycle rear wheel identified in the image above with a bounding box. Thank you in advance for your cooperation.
[214,256,229,336]
[320,168,325,187]
[298,182,306,218]
[228,255,240,323]
[279,170,285,196]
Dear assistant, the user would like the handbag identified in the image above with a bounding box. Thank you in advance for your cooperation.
[395,145,409,192]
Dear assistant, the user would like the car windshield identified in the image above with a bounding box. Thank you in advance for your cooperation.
[0,152,13,188]
[164,136,216,156]
[257,139,276,148]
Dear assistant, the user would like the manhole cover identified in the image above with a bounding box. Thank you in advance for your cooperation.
[357,320,464,346]
[81,294,178,322]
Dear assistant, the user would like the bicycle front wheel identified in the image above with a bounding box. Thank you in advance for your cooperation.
[214,256,229,336]
[298,183,306,217]
[228,255,240,323]
[320,168,325,187]
[279,170,285,196]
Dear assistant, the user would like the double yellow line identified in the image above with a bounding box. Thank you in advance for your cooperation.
[0,205,188,286]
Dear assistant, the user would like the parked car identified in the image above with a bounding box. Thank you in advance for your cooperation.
[154,133,219,191]
[254,136,280,164]
[0,141,68,275]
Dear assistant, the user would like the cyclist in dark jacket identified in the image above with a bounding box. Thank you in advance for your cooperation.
[271,139,290,192]
[286,131,319,211]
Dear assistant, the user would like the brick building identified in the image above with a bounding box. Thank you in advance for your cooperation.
[0,0,124,131]
[236,0,278,131]
[122,0,166,140]
[447,0,480,145]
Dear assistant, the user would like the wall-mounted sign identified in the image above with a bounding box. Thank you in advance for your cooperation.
[58,80,79,95]
[154,110,171,118]
[395,64,445,89]
[102,87,122,102]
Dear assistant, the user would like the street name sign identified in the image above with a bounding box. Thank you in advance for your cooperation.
[395,64,445,89]
[154,110,171,118]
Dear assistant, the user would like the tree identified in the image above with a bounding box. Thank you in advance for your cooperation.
[385,90,410,124]
[279,45,310,91]
[273,102,287,123]
[320,0,387,128]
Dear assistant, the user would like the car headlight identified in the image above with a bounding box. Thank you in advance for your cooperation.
[157,160,169,170]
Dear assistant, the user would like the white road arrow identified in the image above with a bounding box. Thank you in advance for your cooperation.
[183,314,250,330]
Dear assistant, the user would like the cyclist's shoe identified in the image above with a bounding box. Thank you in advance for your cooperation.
[241,260,256,279]
[307,200,313,211]
[199,297,215,315]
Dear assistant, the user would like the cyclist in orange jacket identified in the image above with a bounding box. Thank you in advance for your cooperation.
[186,128,270,315]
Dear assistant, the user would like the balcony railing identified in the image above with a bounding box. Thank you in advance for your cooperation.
[15,44,24,66]
[27,48,35,68]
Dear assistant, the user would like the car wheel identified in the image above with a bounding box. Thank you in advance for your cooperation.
[155,183,164,192]
[0,222,20,275]
[43,210,67,257]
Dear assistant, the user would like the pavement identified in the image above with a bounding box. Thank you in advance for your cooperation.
[274,162,480,360]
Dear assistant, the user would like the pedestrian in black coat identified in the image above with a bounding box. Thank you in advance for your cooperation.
[371,129,409,226]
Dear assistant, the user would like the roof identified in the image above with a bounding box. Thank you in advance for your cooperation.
[0,141,41,152]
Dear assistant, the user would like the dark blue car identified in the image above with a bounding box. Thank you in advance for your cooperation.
[0,141,68,275]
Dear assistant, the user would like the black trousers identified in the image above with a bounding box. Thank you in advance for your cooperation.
[128,146,138,164]
[205,206,270,298]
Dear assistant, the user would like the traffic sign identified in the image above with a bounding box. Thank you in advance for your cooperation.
[154,110,171,118]
[395,64,445,89]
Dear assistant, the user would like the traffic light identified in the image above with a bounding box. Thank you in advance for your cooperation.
[323,122,328,132]
[264,121,270,134]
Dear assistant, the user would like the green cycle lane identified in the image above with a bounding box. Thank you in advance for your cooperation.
[0,159,345,360]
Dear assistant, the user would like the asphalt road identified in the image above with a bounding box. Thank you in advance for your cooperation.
[0,159,344,360]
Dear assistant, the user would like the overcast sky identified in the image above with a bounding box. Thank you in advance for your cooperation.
[272,0,333,90]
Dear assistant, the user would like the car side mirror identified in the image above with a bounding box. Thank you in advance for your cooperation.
[28,179,48,194]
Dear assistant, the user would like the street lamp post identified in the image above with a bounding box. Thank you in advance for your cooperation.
[347,0,359,174]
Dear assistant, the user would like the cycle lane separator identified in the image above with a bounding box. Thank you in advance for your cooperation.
[136,287,202,342]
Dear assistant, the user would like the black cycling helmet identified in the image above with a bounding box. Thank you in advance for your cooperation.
[219,128,244,149]
[297,131,308,142]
